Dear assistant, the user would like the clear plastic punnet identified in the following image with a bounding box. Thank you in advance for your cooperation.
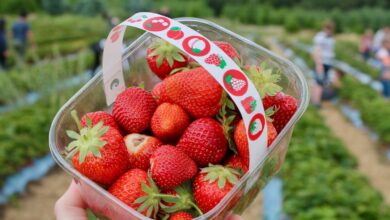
[49,14,309,220]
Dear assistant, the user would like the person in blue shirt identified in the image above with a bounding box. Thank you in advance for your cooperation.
[0,17,7,69]
[11,10,35,61]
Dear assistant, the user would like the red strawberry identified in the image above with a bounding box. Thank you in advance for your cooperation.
[169,212,193,220]
[234,119,277,168]
[167,26,184,40]
[150,145,197,190]
[124,133,162,170]
[241,96,257,114]
[151,103,190,142]
[113,87,157,134]
[151,81,172,105]
[147,39,188,79]
[224,154,248,174]
[263,92,297,132]
[109,169,161,218]
[80,111,120,131]
[163,67,223,118]
[193,165,241,213]
[177,118,227,167]
[213,41,241,61]
[66,111,129,186]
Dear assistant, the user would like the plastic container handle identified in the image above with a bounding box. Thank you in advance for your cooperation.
[102,12,267,172]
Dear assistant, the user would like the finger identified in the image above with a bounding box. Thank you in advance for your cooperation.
[55,180,88,220]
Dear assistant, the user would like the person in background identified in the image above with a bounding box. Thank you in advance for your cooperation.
[11,10,35,62]
[0,17,7,70]
[311,20,335,108]
[376,36,390,98]
[372,26,390,53]
[359,29,373,61]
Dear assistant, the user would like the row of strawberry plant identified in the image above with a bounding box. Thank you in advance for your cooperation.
[0,51,93,105]
[0,86,79,187]
[285,40,390,145]
[280,107,390,219]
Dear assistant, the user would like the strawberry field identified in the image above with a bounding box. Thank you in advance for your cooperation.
[1,1,390,220]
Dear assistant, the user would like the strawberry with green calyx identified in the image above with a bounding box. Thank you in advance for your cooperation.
[66,110,129,186]
[160,182,203,216]
[244,62,282,98]
[147,38,188,80]
[217,92,239,154]
[109,169,162,218]
[205,53,227,69]
[193,164,241,213]
[263,92,297,133]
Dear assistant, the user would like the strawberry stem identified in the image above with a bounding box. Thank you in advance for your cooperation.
[71,110,82,131]
[189,201,203,216]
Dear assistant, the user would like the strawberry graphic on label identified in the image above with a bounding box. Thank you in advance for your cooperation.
[167,26,184,40]
[205,54,226,69]
[223,70,248,96]
[248,113,265,140]
[128,15,147,23]
[241,96,257,114]
[110,31,120,43]
[182,36,211,56]
[143,16,170,32]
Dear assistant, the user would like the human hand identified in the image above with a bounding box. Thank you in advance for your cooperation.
[55,180,88,220]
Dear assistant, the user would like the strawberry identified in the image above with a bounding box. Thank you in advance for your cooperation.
[224,154,248,174]
[169,212,193,220]
[163,67,223,118]
[193,165,241,213]
[80,111,120,131]
[113,87,157,134]
[234,119,277,168]
[150,145,197,190]
[108,169,161,218]
[263,92,297,132]
[152,81,172,105]
[213,41,241,61]
[66,111,129,186]
[177,118,227,167]
[124,133,162,170]
[147,38,188,79]
[151,103,190,142]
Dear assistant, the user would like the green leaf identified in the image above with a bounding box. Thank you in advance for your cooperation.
[137,201,150,213]
[156,54,164,68]
[86,116,92,128]
[226,99,235,110]
[66,130,80,139]
[226,115,235,125]
[146,206,153,217]
[166,56,174,67]
[134,196,148,204]
[218,176,226,189]
[172,53,185,62]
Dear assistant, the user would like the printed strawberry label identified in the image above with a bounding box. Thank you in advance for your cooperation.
[182,36,211,56]
[167,26,184,40]
[241,96,257,114]
[223,70,248,96]
[205,53,226,69]
[248,113,265,140]
[143,16,170,32]
[102,12,268,174]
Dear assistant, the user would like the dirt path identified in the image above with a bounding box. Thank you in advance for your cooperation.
[1,167,262,220]
[320,102,390,204]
